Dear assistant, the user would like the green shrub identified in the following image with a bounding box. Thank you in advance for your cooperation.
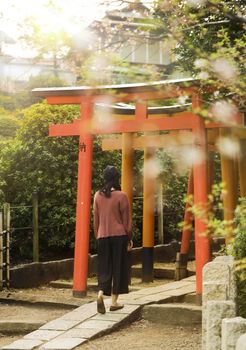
[231,197,246,317]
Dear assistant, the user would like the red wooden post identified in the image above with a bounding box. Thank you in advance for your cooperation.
[142,147,156,282]
[192,96,211,297]
[207,152,215,192]
[180,169,194,254]
[73,100,93,297]
[238,139,246,197]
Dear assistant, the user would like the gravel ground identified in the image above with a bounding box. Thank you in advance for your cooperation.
[74,320,201,350]
[0,334,20,348]
[0,303,72,322]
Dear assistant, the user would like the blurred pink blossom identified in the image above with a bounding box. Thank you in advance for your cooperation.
[216,137,241,158]
[187,0,207,7]
[211,101,238,124]
[194,58,208,69]
[211,58,237,81]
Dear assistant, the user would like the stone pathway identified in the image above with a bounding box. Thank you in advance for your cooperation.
[1,276,196,350]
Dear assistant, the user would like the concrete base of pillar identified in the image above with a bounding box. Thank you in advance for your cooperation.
[142,247,153,282]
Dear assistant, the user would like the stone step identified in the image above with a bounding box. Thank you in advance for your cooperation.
[49,280,141,293]
[142,303,202,325]
[175,292,198,304]
[48,281,97,291]
[0,321,44,334]
[0,296,79,309]
[130,266,195,279]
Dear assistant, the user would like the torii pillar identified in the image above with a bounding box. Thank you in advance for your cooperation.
[180,168,194,255]
[192,95,210,298]
[49,99,93,297]
[239,139,246,197]
[121,132,134,213]
[73,101,93,297]
[142,146,156,282]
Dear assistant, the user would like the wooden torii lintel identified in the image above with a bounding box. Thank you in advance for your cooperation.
[101,129,219,151]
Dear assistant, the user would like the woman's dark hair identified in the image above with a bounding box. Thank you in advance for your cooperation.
[100,165,121,197]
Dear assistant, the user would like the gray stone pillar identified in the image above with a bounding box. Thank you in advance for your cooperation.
[206,300,236,350]
[236,333,246,350]
[203,261,231,286]
[202,260,233,350]
[214,255,236,301]
[222,317,246,350]
[203,281,228,302]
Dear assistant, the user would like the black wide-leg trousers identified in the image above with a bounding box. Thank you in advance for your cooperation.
[97,235,129,296]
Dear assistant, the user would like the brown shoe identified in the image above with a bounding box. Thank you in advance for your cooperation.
[97,297,106,314]
[109,304,124,311]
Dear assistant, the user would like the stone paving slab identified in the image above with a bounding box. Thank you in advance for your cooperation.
[56,328,100,339]
[168,284,195,296]
[40,337,87,349]
[152,284,192,294]
[24,330,64,341]
[76,319,116,330]
[127,289,166,297]
[2,339,43,350]
[127,284,195,303]
[103,304,140,314]
[137,293,173,303]
[118,294,146,301]
[59,310,97,321]
[91,312,128,322]
[123,281,194,298]
[127,286,173,296]
[118,299,149,305]
[40,320,81,331]
[73,302,97,312]
[135,282,195,295]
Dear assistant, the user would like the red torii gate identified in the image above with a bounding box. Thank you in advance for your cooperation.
[33,78,234,298]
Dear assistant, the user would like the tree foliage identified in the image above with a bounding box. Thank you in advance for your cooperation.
[230,197,246,317]
[19,15,72,70]
[0,73,69,113]
[77,51,155,85]
[0,108,20,140]
[0,103,79,260]
[154,0,246,108]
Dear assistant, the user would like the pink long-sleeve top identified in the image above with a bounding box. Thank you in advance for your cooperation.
[93,190,132,241]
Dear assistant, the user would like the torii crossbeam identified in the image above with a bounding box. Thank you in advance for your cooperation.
[33,78,243,297]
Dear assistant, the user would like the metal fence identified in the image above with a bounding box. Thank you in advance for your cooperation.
[0,204,10,290]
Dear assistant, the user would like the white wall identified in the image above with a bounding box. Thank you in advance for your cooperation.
[0,59,76,92]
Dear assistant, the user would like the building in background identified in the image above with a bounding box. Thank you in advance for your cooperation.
[0,30,75,93]
[90,1,188,82]
[0,56,76,92]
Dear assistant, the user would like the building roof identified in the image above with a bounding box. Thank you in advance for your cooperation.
[90,1,154,32]
[0,30,15,44]
[105,2,151,20]
[32,77,198,97]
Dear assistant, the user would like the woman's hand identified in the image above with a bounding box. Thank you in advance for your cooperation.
[127,240,133,252]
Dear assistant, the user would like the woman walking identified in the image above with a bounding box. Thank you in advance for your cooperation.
[93,165,133,314]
